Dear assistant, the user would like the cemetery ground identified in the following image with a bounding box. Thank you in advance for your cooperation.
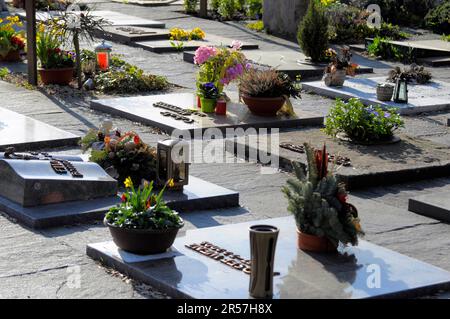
[1,2,450,299]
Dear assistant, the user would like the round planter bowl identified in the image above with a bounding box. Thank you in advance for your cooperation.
[38,67,74,85]
[105,219,183,255]
[297,230,337,253]
[242,95,285,117]
[0,50,21,62]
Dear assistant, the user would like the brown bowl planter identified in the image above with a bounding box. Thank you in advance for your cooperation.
[0,50,21,62]
[104,218,183,255]
[242,95,285,117]
[38,67,74,85]
[297,230,337,253]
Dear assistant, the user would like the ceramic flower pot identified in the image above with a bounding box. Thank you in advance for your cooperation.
[200,98,217,113]
[297,229,337,253]
[242,95,285,117]
[0,50,21,62]
[323,69,346,87]
[105,218,183,255]
[38,67,74,85]
[376,84,394,101]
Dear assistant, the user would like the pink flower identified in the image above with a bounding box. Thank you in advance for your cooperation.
[194,46,218,65]
[231,40,243,50]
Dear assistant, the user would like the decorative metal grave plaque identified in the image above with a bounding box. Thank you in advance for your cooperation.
[0,148,117,207]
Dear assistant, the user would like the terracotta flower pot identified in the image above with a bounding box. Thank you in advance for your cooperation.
[242,95,285,117]
[0,50,21,62]
[323,69,346,87]
[38,67,74,85]
[105,218,183,255]
[297,229,337,253]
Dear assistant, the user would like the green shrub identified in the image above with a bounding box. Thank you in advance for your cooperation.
[211,0,221,11]
[367,0,435,26]
[0,67,9,79]
[367,36,414,62]
[443,34,450,42]
[184,0,198,13]
[218,0,238,20]
[324,98,404,143]
[297,0,329,62]
[424,0,450,34]
[246,0,263,18]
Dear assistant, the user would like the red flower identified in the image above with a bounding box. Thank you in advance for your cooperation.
[10,36,25,49]
[315,144,328,180]
[54,48,61,54]
[337,193,348,204]
[121,194,127,202]
[133,135,140,144]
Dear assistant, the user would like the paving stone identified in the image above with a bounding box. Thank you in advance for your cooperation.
[90,93,324,134]
[302,77,450,115]
[0,176,239,229]
[135,35,259,53]
[0,107,80,151]
[409,191,450,222]
[184,50,374,79]
[87,216,450,299]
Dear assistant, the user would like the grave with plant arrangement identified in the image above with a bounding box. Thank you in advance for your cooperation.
[87,213,450,298]
[0,15,26,62]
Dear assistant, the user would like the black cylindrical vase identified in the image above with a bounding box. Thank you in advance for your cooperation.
[249,225,279,298]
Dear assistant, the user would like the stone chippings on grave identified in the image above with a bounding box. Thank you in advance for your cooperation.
[0,151,117,207]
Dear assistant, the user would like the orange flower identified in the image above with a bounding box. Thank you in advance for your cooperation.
[104,136,111,144]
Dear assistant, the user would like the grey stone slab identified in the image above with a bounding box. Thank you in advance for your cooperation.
[135,35,259,53]
[366,38,450,58]
[302,77,450,115]
[87,216,450,299]
[0,107,80,151]
[17,11,166,28]
[96,26,170,44]
[224,132,450,191]
[0,158,117,206]
[0,176,239,229]
[90,93,324,135]
[183,50,374,79]
[418,56,450,67]
[409,191,450,223]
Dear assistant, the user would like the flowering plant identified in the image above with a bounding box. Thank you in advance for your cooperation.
[169,27,206,41]
[194,41,249,96]
[324,98,404,143]
[105,177,184,230]
[80,124,157,185]
[0,16,26,58]
[198,82,220,99]
[36,22,75,69]
[324,47,358,76]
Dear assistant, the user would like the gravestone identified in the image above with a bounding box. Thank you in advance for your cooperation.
[135,35,259,53]
[17,10,166,28]
[0,107,80,151]
[183,50,373,79]
[87,216,450,299]
[263,0,309,40]
[409,191,450,223]
[302,77,450,115]
[96,26,170,44]
[90,93,324,134]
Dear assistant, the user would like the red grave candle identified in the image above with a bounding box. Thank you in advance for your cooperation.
[97,52,109,71]
[215,99,227,115]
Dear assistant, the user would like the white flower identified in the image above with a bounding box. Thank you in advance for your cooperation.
[231,40,243,50]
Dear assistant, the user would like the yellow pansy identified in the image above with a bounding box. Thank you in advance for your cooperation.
[168,178,175,188]
[124,176,133,188]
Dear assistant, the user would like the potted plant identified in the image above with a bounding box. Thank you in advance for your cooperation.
[324,98,404,144]
[238,69,301,117]
[0,16,26,62]
[198,82,220,113]
[36,23,75,85]
[323,47,358,87]
[105,177,184,255]
[80,125,157,186]
[282,143,364,252]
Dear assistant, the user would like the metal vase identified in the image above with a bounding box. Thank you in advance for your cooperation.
[249,225,279,298]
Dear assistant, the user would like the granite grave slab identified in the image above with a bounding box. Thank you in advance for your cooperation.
[224,132,450,190]
[90,93,324,134]
[302,77,450,115]
[17,11,166,28]
[134,35,259,53]
[408,191,450,223]
[184,50,374,79]
[0,107,80,151]
[87,216,450,299]
[95,26,170,44]
[0,175,239,229]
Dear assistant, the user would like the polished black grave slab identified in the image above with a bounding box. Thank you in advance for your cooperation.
[90,93,324,134]
[96,26,170,44]
[87,216,450,299]
[409,191,450,223]
[0,176,239,229]
[0,107,80,151]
